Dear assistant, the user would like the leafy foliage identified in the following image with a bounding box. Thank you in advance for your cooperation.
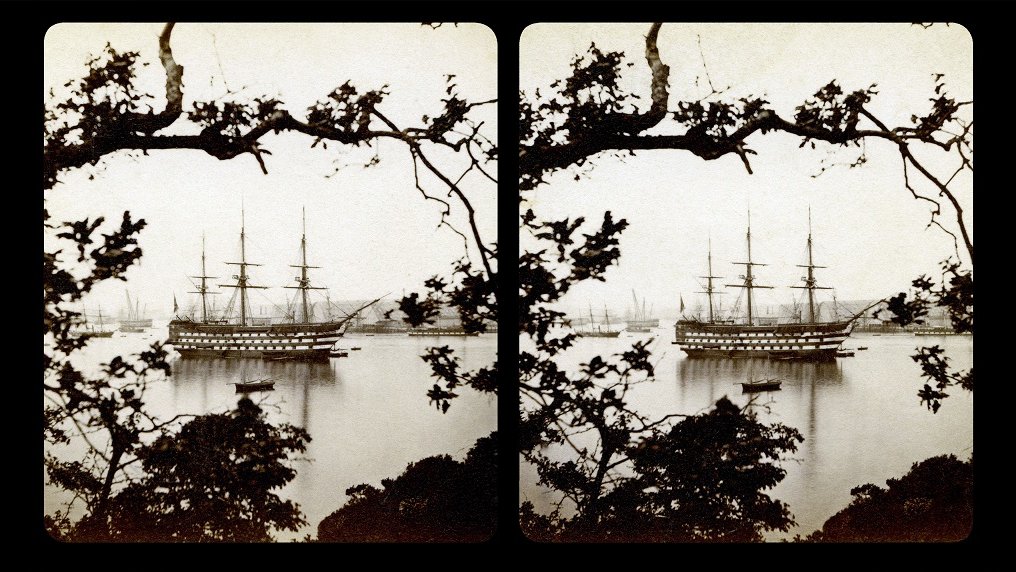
[306,81,387,136]
[802,455,973,542]
[45,23,498,542]
[69,399,310,542]
[392,254,497,335]
[44,210,170,513]
[518,209,803,542]
[879,258,973,412]
[521,23,973,417]
[518,22,973,542]
[395,251,499,412]
[881,258,973,334]
[524,399,802,543]
[316,432,496,542]
[44,212,312,543]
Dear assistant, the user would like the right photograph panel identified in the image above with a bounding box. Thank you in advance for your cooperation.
[519,23,972,542]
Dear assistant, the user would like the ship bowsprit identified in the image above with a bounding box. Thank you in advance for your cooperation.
[167,320,348,362]
[674,319,853,362]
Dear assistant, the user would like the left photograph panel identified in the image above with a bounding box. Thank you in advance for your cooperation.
[44,22,497,542]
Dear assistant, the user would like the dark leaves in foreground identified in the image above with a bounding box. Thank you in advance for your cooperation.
[522,399,803,543]
[879,258,973,412]
[393,250,498,412]
[801,455,973,542]
[70,399,310,542]
[316,432,496,542]
[519,207,804,542]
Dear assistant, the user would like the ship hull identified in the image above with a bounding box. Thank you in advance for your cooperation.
[347,324,409,334]
[167,319,346,362]
[407,328,480,337]
[674,320,852,362]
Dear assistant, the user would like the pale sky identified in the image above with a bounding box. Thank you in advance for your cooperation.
[44,23,497,320]
[519,23,972,320]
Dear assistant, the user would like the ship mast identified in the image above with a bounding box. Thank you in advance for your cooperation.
[189,234,219,322]
[285,207,325,323]
[791,208,832,324]
[727,211,772,326]
[222,207,266,327]
[697,236,723,323]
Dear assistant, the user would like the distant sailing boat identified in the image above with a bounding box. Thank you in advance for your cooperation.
[167,208,378,362]
[578,305,621,338]
[73,305,115,339]
[87,306,114,338]
[119,290,152,333]
[625,290,659,332]
[674,210,854,361]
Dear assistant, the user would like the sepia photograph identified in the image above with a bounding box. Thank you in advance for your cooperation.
[518,22,972,542]
[42,15,981,546]
[43,22,497,542]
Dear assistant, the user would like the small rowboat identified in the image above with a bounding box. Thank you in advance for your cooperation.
[234,378,275,393]
[741,377,782,393]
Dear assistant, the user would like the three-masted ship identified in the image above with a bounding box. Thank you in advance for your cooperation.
[625,290,659,332]
[119,291,152,332]
[673,213,853,361]
[578,305,621,338]
[167,210,362,362]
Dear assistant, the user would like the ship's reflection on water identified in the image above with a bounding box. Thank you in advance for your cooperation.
[154,334,497,541]
[521,332,972,541]
[168,357,340,429]
[171,356,338,389]
[677,357,843,395]
[667,337,971,540]
[675,357,844,471]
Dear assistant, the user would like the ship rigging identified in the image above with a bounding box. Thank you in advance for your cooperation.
[673,211,854,361]
[168,208,379,361]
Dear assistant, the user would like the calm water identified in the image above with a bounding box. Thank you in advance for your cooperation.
[520,323,973,541]
[45,325,497,541]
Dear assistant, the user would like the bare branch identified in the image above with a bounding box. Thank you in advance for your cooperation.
[644,22,670,125]
[928,218,961,261]
[901,158,942,213]
[158,23,183,119]
[694,33,728,98]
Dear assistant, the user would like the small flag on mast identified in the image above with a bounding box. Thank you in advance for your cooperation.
[173,294,178,314]
[680,294,685,313]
